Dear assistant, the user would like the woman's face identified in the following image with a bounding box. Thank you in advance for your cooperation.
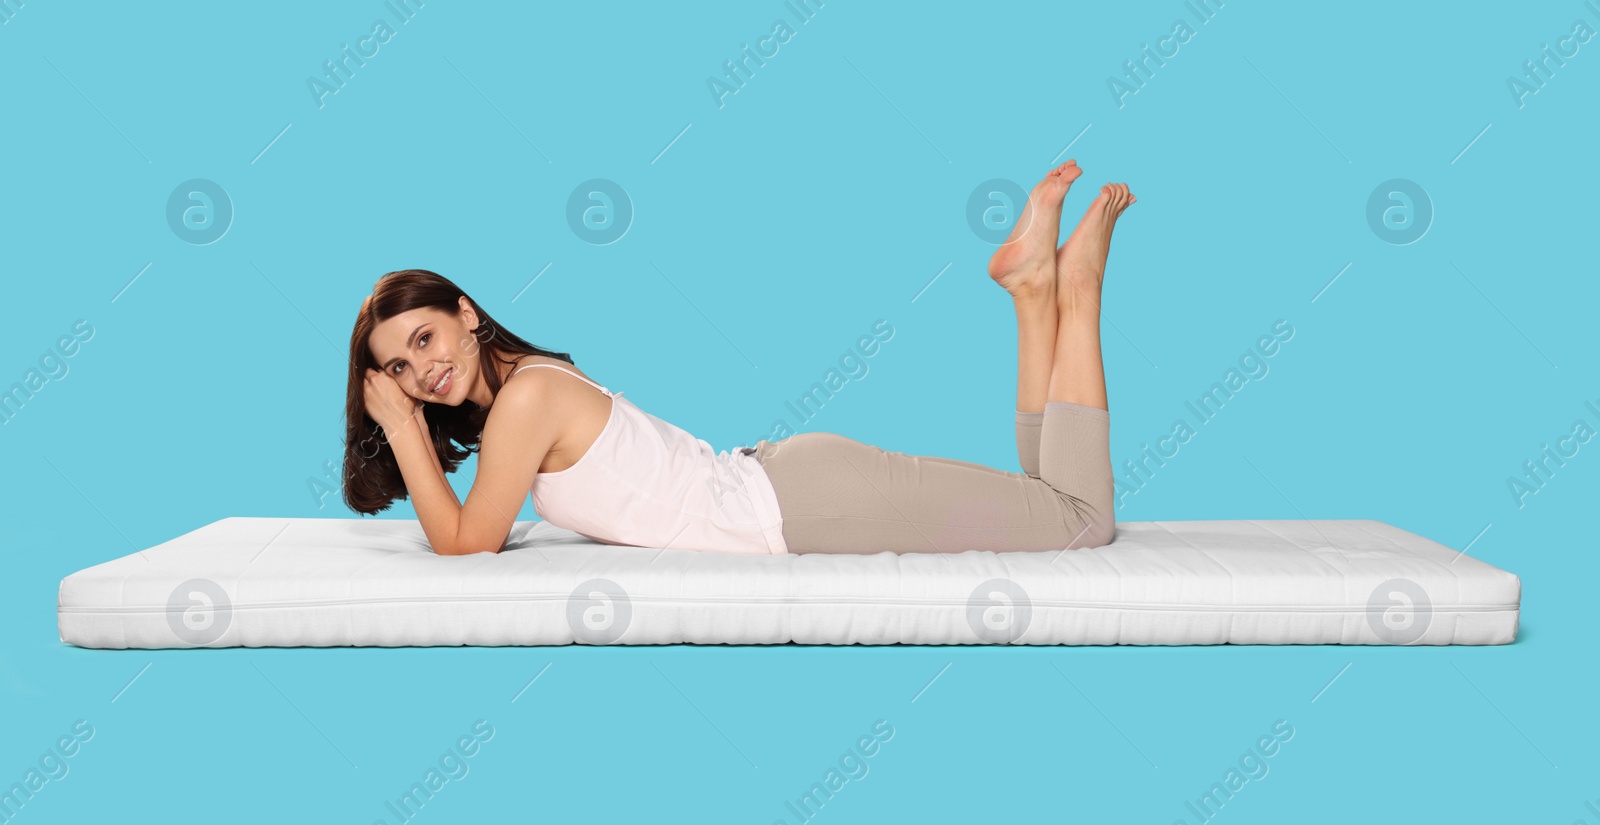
[367,297,481,407]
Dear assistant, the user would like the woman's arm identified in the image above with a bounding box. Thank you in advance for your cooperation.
[378,373,558,555]
[384,413,465,551]
[409,406,458,506]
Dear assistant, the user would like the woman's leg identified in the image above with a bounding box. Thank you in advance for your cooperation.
[754,425,1108,554]
[1016,412,1045,479]
[989,161,1078,417]
[1048,182,1134,411]
[1018,181,1137,543]
[754,174,1135,555]
[1009,173,1133,479]
[988,161,1077,479]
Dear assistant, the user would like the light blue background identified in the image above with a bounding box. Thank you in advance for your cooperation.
[3,0,1595,821]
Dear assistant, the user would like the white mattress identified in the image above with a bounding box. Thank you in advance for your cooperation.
[57,517,1521,648]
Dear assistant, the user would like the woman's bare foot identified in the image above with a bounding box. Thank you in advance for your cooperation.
[1055,182,1135,314]
[987,161,1082,300]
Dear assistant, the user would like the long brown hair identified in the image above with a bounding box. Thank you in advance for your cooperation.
[342,269,573,515]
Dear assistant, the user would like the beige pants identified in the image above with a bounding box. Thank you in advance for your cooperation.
[749,402,1114,555]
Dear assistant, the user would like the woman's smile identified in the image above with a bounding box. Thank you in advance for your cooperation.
[428,366,455,398]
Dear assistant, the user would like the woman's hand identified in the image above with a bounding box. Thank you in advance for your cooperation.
[363,368,421,432]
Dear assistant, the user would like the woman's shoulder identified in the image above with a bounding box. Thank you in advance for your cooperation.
[496,355,607,415]
[505,355,596,385]
[492,355,613,472]
[482,357,578,432]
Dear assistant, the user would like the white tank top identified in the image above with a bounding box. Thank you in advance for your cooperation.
[517,363,789,556]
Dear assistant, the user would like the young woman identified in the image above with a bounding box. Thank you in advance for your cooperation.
[343,160,1133,557]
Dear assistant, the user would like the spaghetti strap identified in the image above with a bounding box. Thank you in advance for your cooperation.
[512,362,615,397]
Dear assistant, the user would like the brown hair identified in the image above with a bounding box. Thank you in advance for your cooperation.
[341,269,573,515]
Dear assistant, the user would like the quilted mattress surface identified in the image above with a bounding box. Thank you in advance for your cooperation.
[57,516,1521,649]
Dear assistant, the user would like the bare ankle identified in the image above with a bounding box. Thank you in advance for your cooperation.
[1010,279,1057,304]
